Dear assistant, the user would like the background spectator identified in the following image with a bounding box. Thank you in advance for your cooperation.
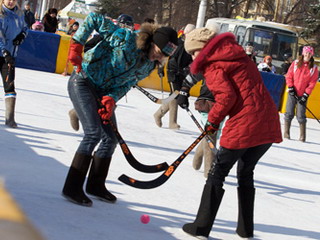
[31,20,44,31]
[42,8,58,33]
[244,41,256,64]
[23,1,35,29]
[144,18,155,24]
[281,53,293,75]
[258,55,276,73]
[153,23,195,129]
[0,0,28,127]
[67,21,79,36]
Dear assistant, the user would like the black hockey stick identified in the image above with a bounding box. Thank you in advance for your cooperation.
[118,130,207,189]
[305,105,320,124]
[5,45,17,84]
[134,85,179,105]
[108,120,168,172]
[80,71,169,173]
[185,108,218,154]
[294,95,320,124]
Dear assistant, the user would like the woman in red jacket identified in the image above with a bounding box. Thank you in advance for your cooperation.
[180,28,282,239]
[284,46,318,142]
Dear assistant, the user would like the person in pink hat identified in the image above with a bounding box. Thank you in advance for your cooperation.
[284,45,319,142]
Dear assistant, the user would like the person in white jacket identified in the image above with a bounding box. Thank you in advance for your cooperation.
[257,55,276,73]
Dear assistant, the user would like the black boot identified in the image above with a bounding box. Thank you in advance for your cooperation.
[236,187,255,238]
[86,154,117,203]
[183,183,224,238]
[62,152,93,207]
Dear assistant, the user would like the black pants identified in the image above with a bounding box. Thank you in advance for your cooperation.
[208,143,272,188]
[0,57,15,94]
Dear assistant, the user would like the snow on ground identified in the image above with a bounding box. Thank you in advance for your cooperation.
[0,68,319,240]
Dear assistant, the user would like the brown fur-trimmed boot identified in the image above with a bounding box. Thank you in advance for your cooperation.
[153,103,169,127]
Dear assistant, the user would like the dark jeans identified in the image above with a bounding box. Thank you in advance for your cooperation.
[0,57,15,94]
[68,72,118,158]
[208,143,272,188]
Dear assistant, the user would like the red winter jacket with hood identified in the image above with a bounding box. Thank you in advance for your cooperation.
[285,60,318,97]
[190,32,282,149]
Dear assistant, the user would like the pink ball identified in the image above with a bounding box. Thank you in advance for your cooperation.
[140,214,150,224]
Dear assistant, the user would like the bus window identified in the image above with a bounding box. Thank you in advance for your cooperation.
[273,34,297,61]
[235,26,246,44]
[220,23,229,33]
[246,29,273,58]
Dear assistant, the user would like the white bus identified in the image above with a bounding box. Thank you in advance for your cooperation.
[206,18,298,72]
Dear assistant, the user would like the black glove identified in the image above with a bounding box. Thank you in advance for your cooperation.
[176,87,190,109]
[13,31,27,46]
[2,49,15,65]
[205,122,219,135]
[288,87,297,97]
[299,93,309,105]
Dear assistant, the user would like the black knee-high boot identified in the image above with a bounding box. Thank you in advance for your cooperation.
[236,187,255,238]
[86,154,116,203]
[62,152,93,207]
[183,183,224,238]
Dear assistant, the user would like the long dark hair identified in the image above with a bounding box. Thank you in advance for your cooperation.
[297,55,314,69]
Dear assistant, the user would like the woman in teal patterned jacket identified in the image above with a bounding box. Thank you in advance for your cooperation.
[62,12,178,207]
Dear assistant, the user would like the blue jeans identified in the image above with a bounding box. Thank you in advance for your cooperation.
[68,72,118,158]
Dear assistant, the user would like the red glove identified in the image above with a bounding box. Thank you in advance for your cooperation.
[98,96,116,122]
[205,122,219,135]
[68,40,83,73]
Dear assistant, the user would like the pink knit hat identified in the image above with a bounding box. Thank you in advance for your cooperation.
[302,46,314,56]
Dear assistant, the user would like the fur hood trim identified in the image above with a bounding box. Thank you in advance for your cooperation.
[136,23,161,54]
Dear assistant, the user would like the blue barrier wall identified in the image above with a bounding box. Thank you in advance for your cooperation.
[15,31,61,73]
[260,71,286,110]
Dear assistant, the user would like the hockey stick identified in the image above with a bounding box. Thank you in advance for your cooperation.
[80,71,169,173]
[118,130,207,189]
[294,95,320,124]
[185,108,218,154]
[305,105,320,124]
[134,85,179,105]
[5,45,17,83]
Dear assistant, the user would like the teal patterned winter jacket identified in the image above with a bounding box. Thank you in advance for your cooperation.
[73,12,156,102]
